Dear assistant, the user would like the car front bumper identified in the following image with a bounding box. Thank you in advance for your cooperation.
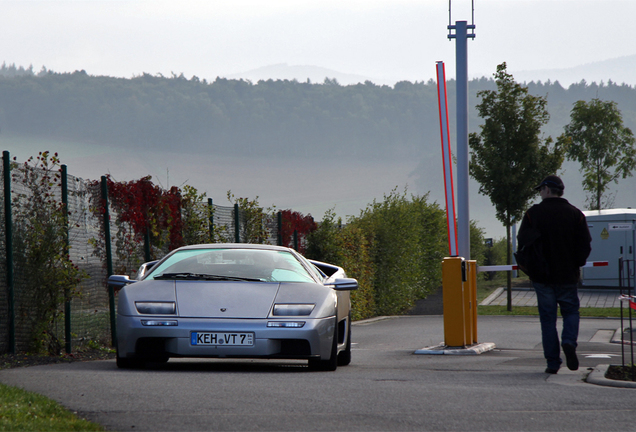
[116,314,336,361]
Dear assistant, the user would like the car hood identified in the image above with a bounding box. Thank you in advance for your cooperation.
[176,281,280,318]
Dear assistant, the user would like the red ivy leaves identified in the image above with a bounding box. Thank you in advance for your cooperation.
[94,176,184,251]
[163,186,184,249]
[279,209,317,253]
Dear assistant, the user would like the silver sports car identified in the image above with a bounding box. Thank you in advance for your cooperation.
[108,244,358,371]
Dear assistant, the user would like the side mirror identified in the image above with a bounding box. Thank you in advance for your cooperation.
[136,260,159,280]
[108,274,135,288]
[331,278,358,291]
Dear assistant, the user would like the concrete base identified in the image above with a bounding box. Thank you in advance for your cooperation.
[414,342,496,355]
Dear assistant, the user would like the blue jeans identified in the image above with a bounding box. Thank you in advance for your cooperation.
[533,282,580,370]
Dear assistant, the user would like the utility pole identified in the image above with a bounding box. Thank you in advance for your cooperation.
[447,1,475,259]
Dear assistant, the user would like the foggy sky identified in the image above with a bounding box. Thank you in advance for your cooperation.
[1,0,634,84]
[2,0,635,239]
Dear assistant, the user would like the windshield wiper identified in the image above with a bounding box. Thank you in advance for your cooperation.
[153,272,262,282]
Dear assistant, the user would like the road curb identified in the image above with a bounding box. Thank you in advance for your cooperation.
[586,364,636,388]
[479,287,504,306]
[352,316,396,326]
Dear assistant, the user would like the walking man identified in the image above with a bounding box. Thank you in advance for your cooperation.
[517,175,592,374]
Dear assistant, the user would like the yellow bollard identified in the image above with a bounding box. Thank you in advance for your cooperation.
[442,257,466,347]
[464,260,477,345]
[462,260,474,345]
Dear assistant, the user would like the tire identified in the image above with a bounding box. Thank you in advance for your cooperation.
[153,355,170,364]
[308,321,338,372]
[116,351,144,369]
[337,316,352,366]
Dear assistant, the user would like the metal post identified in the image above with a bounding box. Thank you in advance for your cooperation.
[512,222,518,278]
[208,198,214,242]
[144,227,151,262]
[101,176,116,347]
[234,203,240,243]
[3,151,15,354]
[62,165,72,354]
[448,17,475,260]
[277,211,282,246]
[293,230,298,251]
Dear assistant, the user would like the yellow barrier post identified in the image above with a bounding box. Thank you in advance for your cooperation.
[416,258,494,356]
[442,257,466,347]
[462,260,474,345]
[466,260,478,344]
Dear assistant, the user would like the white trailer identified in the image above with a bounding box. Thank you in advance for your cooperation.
[582,209,636,288]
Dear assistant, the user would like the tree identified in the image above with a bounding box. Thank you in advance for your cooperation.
[557,98,636,210]
[469,63,563,310]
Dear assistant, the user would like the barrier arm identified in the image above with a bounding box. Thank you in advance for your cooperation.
[477,261,609,273]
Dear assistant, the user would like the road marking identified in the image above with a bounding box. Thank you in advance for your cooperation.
[584,354,620,359]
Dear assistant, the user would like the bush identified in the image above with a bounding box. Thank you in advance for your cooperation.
[307,190,447,318]
[11,152,87,355]
[353,189,446,315]
[181,185,212,245]
[306,210,375,320]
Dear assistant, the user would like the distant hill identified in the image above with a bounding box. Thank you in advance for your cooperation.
[225,55,636,89]
[507,54,636,88]
[225,63,391,86]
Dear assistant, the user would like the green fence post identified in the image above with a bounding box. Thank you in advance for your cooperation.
[234,203,240,243]
[277,211,282,246]
[61,165,72,354]
[3,151,15,354]
[208,198,214,242]
[144,226,151,262]
[101,176,117,347]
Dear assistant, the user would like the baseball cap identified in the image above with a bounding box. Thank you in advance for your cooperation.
[534,175,564,191]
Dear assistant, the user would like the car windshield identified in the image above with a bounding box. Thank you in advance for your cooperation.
[145,248,317,283]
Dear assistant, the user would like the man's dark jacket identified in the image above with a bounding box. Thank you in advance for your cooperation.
[518,197,592,284]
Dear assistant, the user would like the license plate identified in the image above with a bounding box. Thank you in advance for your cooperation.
[191,332,254,346]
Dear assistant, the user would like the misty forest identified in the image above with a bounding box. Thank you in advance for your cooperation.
[1,63,635,166]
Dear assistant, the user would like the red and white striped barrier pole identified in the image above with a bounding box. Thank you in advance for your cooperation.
[618,295,636,311]
[477,261,609,273]
[436,61,458,257]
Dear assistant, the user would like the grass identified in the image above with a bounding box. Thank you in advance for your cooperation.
[0,382,103,431]
[478,305,622,318]
[476,277,507,303]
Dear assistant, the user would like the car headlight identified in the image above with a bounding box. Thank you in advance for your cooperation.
[272,304,315,316]
[135,301,176,315]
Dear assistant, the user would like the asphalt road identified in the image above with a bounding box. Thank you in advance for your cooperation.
[1,315,634,431]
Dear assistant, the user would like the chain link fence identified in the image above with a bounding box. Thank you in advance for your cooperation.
[0,153,282,354]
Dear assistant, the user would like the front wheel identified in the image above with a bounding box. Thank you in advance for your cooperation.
[337,316,352,366]
[116,350,144,369]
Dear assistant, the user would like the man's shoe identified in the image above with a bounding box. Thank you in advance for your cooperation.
[562,343,579,371]
[545,367,558,374]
